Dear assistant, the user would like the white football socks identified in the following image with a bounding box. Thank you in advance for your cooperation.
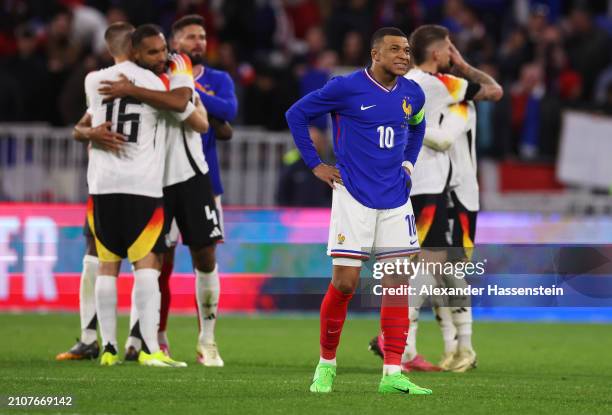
[319,357,336,366]
[402,306,419,363]
[133,268,161,354]
[125,299,142,351]
[80,255,98,344]
[383,364,401,375]
[95,275,117,350]
[196,264,220,345]
[435,306,458,354]
[453,306,473,352]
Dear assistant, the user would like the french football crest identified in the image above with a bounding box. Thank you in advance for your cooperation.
[402,98,412,118]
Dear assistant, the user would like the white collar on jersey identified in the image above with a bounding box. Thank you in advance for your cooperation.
[193,65,205,81]
[363,68,399,93]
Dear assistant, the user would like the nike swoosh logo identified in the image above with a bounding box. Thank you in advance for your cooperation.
[328,329,341,334]
[410,239,418,245]
[392,386,410,393]
[360,104,376,110]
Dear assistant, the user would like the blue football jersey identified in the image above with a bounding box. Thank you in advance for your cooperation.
[194,66,238,196]
[285,68,426,209]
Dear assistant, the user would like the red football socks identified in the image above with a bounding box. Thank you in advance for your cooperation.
[380,293,409,366]
[158,258,173,333]
[319,283,353,359]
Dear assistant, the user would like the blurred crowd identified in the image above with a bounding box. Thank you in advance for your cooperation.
[1,0,612,162]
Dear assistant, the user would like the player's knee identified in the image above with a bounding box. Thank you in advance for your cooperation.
[333,278,357,294]
[192,244,216,272]
[85,236,97,256]
[332,265,360,294]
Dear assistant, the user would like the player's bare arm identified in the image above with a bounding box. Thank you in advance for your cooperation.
[72,112,126,152]
[209,116,233,141]
[183,95,209,133]
[98,73,191,112]
[449,43,503,101]
[312,163,343,189]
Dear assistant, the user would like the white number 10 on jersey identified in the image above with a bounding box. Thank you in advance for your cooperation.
[377,126,394,149]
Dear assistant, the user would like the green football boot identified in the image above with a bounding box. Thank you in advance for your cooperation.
[378,372,432,395]
[309,363,336,393]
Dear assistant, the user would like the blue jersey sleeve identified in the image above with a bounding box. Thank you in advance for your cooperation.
[285,77,346,169]
[196,71,238,121]
[403,83,426,167]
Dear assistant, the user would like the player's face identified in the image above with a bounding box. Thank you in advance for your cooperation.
[133,34,168,75]
[174,24,206,65]
[433,36,452,72]
[373,35,410,76]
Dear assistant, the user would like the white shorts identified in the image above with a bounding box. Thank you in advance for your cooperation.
[165,195,224,247]
[327,184,420,266]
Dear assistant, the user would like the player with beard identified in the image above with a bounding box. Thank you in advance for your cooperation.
[65,23,208,365]
[368,25,502,373]
[99,23,225,365]
[82,23,213,367]
[57,22,207,363]
[160,14,237,367]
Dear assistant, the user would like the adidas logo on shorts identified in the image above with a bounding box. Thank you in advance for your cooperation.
[209,227,222,238]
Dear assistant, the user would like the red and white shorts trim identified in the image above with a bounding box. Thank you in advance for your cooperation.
[327,184,420,267]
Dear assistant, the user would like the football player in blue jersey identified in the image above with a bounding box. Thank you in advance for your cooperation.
[286,27,431,395]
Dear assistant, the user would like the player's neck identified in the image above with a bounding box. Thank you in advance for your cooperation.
[368,65,397,90]
[113,55,129,64]
[418,61,438,74]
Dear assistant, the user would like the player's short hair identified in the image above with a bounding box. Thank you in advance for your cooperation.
[172,14,205,35]
[409,25,449,65]
[131,24,163,49]
[370,27,407,49]
[104,22,135,57]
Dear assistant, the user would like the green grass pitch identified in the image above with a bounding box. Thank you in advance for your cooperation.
[1,313,611,414]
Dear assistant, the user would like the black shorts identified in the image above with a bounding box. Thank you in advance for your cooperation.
[87,194,167,262]
[162,173,222,248]
[411,193,450,249]
[447,191,478,259]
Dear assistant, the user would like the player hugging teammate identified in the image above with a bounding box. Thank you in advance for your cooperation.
[368,25,503,373]
[56,16,236,367]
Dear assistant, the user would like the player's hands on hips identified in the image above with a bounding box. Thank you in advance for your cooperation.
[88,121,127,153]
[403,166,412,189]
[313,163,343,188]
[99,73,133,99]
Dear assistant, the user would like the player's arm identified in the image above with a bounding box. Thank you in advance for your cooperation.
[72,112,126,152]
[449,43,503,102]
[185,95,209,133]
[285,77,345,188]
[98,74,191,112]
[196,72,238,121]
[403,86,427,175]
[423,108,467,151]
[73,112,93,143]
[423,125,455,151]
[209,116,233,140]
